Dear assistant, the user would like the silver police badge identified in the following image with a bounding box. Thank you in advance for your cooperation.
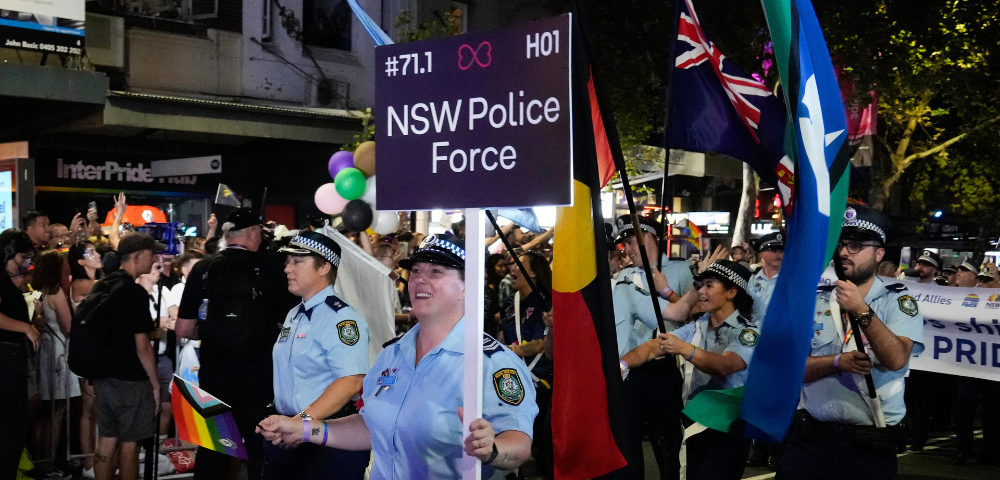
[844,207,858,225]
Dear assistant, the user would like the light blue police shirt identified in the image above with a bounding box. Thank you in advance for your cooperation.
[613,254,694,357]
[360,317,538,480]
[671,310,759,403]
[272,285,370,416]
[799,276,925,426]
[749,268,779,326]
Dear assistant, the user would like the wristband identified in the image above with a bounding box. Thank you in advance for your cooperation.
[833,353,842,370]
[658,286,674,299]
[619,359,629,376]
[686,345,697,361]
[483,443,499,465]
[321,422,329,445]
[302,419,311,443]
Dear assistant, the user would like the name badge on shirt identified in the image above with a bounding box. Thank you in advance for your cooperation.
[278,327,291,342]
[377,376,396,386]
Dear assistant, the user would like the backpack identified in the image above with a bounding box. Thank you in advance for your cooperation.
[196,254,275,361]
[68,270,131,379]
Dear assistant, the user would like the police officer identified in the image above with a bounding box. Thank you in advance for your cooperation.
[954,258,979,288]
[612,214,693,480]
[624,260,759,480]
[264,231,370,479]
[176,208,297,480]
[746,231,783,468]
[778,204,924,480]
[257,235,538,479]
[910,250,942,283]
[748,231,784,326]
[940,264,958,286]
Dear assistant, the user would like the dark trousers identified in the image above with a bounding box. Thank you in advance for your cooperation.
[532,385,554,479]
[193,380,271,480]
[777,430,896,480]
[0,344,27,480]
[622,359,683,480]
[905,370,954,448]
[262,440,369,480]
[685,428,750,480]
[955,376,1000,458]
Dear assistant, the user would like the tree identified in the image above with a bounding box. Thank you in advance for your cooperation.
[910,128,1000,255]
[816,0,1000,211]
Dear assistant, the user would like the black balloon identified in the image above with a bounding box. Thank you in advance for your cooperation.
[342,200,374,231]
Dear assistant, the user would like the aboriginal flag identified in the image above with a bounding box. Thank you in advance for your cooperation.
[549,13,627,479]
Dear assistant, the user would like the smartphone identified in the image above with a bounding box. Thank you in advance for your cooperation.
[398,241,409,259]
[89,201,97,211]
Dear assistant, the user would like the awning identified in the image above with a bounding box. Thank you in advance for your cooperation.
[92,91,365,144]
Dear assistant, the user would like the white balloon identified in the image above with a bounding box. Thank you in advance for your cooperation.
[372,210,400,235]
[361,176,377,206]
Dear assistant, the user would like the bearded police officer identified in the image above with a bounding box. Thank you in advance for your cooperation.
[176,208,297,480]
[911,250,942,284]
[612,214,693,480]
[778,204,924,480]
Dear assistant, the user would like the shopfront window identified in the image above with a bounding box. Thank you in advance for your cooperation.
[303,0,352,51]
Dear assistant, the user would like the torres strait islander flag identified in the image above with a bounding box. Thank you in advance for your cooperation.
[740,0,852,442]
[171,375,249,460]
[549,15,627,479]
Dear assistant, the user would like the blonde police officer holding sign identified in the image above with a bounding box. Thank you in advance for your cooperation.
[778,204,924,480]
[265,230,371,479]
[257,235,537,479]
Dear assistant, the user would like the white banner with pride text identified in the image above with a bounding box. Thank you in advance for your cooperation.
[897,280,1000,381]
[818,271,1000,381]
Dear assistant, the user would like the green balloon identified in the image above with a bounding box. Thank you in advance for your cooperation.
[335,168,367,200]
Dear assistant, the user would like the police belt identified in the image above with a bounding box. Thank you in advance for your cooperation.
[792,410,902,455]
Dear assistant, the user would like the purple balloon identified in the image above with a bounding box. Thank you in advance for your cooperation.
[328,151,355,179]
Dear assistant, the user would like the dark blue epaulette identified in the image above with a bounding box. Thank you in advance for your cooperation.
[325,295,348,312]
[817,284,836,293]
[738,315,757,328]
[382,333,405,348]
[885,283,908,293]
[483,334,504,357]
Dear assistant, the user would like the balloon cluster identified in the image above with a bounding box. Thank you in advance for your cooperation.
[314,141,400,234]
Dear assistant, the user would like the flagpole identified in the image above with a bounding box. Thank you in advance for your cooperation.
[484,211,549,309]
[581,29,668,335]
[658,0,683,271]
[831,257,883,425]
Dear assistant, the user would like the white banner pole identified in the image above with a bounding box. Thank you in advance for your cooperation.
[461,208,485,480]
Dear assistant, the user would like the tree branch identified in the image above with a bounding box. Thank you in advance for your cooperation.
[901,133,967,165]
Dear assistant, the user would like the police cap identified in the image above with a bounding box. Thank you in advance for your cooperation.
[841,204,891,245]
[754,231,785,252]
[916,250,943,271]
[613,214,660,245]
[399,234,465,271]
[278,230,341,267]
[694,259,752,296]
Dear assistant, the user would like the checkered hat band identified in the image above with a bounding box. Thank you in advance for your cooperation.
[289,236,340,267]
[845,219,886,242]
[706,263,747,291]
[622,223,658,236]
[422,238,466,260]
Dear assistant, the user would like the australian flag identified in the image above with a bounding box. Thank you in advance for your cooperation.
[667,0,792,204]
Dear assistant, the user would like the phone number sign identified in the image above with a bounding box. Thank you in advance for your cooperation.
[375,14,573,210]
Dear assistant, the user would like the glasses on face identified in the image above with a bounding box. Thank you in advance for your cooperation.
[83,249,98,260]
[839,241,880,255]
